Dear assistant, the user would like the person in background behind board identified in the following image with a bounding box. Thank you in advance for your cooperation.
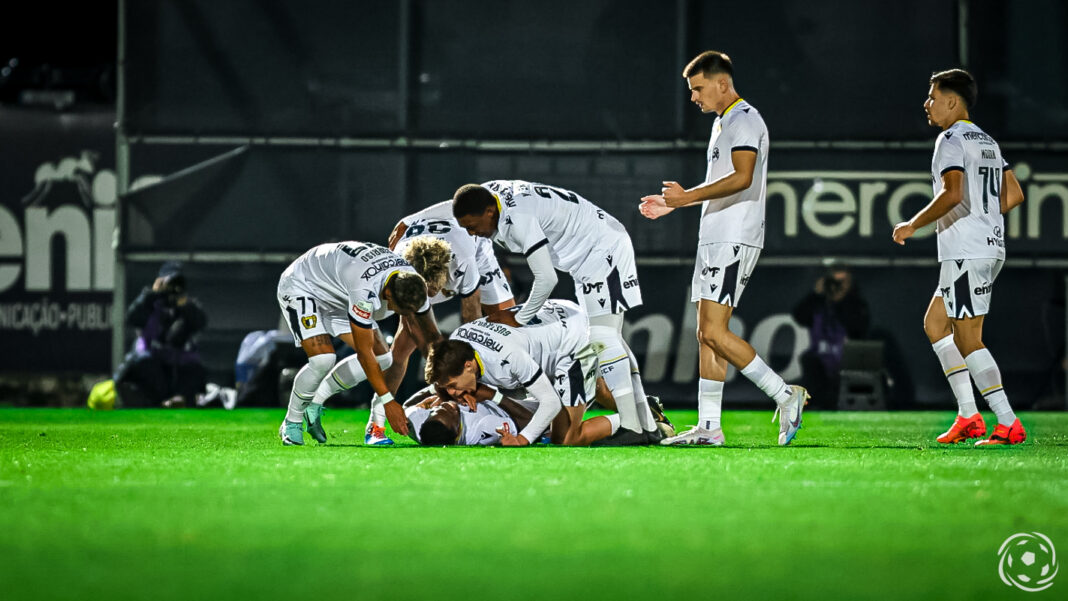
[114,261,208,408]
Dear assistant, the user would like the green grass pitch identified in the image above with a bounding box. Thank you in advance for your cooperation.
[1,408,1066,601]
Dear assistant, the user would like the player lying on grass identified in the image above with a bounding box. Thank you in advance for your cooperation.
[425,299,623,446]
[453,180,660,445]
[893,68,1027,446]
[276,241,442,446]
[382,209,516,401]
[403,373,665,446]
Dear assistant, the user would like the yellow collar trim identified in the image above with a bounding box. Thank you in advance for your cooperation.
[722,98,744,117]
[382,269,401,294]
[473,351,485,378]
[954,119,973,125]
[493,193,502,213]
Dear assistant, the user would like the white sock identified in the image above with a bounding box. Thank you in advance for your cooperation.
[740,355,792,405]
[591,325,640,432]
[964,348,1016,426]
[606,413,621,435]
[313,353,393,406]
[285,354,336,423]
[931,334,977,417]
[624,342,657,432]
[698,378,724,431]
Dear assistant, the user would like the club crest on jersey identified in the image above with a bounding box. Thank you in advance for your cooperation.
[301,315,317,329]
[711,147,720,162]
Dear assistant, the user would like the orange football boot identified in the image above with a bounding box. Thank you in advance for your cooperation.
[936,413,987,444]
[974,418,1026,446]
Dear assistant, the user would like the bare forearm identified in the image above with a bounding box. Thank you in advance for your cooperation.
[907,189,961,230]
[460,293,482,323]
[666,172,752,208]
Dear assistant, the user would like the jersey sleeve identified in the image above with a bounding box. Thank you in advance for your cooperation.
[506,347,544,389]
[933,133,966,177]
[729,113,762,155]
[347,288,378,329]
[508,213,550,257]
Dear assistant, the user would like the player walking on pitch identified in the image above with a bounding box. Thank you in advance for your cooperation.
[639,50,808,446]
[892,69,1026,446]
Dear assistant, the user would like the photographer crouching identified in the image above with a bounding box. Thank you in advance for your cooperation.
[791,266,870,408]
[114,262,209,408]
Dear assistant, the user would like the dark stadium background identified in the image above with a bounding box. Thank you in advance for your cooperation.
[1,0,1065,408]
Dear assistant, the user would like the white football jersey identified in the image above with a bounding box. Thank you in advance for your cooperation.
[394,215,480,305]
[280,242,428,329]
[405,401,517,446]
[509,299,588,375]
[699,99,769,248]
[449,300,586,397]
[930,120,1008,261]
[403,200,510,303]
[483,180,622,273]
[459,401,517,446]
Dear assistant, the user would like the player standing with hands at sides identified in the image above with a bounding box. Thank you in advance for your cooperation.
[639,50,808,446]
[892,69,1026,446]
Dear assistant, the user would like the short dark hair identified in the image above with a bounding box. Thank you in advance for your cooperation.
[387,272,427,314]
[425,339,474,384]
[419,418,458,446]
[452,184,496,219]
[930,69,977,109]
[683,50,733,79]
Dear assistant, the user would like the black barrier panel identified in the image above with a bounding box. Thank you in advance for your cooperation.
[968,0,1068,140]
[414,0,678,138]
[402,148,1068,258]
[124,146,408,252]
[685,0,957,140]
[124,0,402,136]
[0,109,116,373]
[124,144,1068,257]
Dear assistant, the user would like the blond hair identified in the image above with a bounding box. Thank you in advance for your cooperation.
[402,236,452,293]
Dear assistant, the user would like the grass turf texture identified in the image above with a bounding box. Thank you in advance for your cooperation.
[1,409,1066,601]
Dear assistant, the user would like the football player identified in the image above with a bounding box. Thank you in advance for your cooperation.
[893,69,1027,445]
[640,50,808,446]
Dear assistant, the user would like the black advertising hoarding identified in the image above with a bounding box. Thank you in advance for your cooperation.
[0,109,118,373]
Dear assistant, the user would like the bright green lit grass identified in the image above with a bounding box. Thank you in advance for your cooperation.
[1,409,1066,601]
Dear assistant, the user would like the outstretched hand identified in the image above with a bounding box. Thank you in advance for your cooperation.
[638,194,675,220]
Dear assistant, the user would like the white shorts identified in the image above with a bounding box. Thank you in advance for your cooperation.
[277,275,372,347]
[552,342,600,408]
[935,258,1003,319]
[475,237,514,306]
[573,233,642,317]
[690,243,761,306]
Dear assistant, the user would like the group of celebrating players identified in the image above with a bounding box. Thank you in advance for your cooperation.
[275,50,1028,448]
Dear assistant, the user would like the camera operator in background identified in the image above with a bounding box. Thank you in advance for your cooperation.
[114,262,209,408]
[791,266,870,408]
